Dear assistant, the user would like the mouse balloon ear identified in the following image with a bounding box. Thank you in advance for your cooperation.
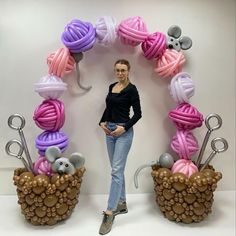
[179,36,193,50]
[167,25,182,39]
[45,146,62,163]
[69,153,85,169]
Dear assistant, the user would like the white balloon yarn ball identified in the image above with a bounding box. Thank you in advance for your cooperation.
[95,16,117,46]
[35,75,67,99]
[169,72,195,103]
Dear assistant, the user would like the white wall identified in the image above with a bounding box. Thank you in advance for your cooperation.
[0,0,235,194]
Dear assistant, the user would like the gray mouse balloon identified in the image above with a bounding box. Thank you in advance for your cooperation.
[167,25,192,51]
[134,153,174,188]
[45,146,85,175]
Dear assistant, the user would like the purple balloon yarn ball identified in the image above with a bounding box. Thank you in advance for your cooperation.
[61,19,96,53]
[35,130,69,155]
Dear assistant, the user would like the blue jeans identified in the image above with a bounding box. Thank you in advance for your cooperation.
[105,122,134,211]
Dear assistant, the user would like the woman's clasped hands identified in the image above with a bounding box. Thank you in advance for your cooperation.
[100,122,125,136]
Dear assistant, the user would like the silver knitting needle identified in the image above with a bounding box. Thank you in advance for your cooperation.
[195,114,222,168]
[7,114,34,173]
[200,137,228,171]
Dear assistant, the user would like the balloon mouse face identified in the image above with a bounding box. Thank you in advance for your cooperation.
[45,146,85,175]
[167,25,192,51]
[52,157,75,175]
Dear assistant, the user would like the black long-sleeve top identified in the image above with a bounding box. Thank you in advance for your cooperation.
[100,82,142,131]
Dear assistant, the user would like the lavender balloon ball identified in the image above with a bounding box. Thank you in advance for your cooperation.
[159,153,174,168]
[169,72,195,104]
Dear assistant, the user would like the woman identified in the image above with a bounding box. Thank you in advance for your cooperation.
[99,59,142,235]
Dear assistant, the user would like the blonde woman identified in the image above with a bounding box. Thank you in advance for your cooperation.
[99,59,142,235]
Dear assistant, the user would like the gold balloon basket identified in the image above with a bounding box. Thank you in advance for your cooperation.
[13,167,86,225]
[151,165,222,223]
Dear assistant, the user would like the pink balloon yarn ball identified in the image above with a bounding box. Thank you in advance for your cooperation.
[117,16,149,46]
[141,32,166,60]
[33,99,65,131]
[34,156,53,177]
[171,130,199,160]
[169,72,195,104]
[171,159,198,178]
[169,103,204,130]
[154,49,186,78]
[47,47,75,78]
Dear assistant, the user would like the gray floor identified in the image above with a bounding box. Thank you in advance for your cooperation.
[0,192,235,236]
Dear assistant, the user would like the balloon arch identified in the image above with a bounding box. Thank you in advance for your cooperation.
[10,16,228,225]
[34,16,202,177]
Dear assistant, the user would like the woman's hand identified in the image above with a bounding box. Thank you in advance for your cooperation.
[110,125,125,137]
[100,122,111,135]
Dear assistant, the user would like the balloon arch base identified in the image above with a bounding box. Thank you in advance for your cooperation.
[151,164,222,223]
[13,167,85,226]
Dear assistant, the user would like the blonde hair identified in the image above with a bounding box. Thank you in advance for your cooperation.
[114,59,131,71]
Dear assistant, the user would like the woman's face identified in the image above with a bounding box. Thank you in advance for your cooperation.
[114,63,129,82]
